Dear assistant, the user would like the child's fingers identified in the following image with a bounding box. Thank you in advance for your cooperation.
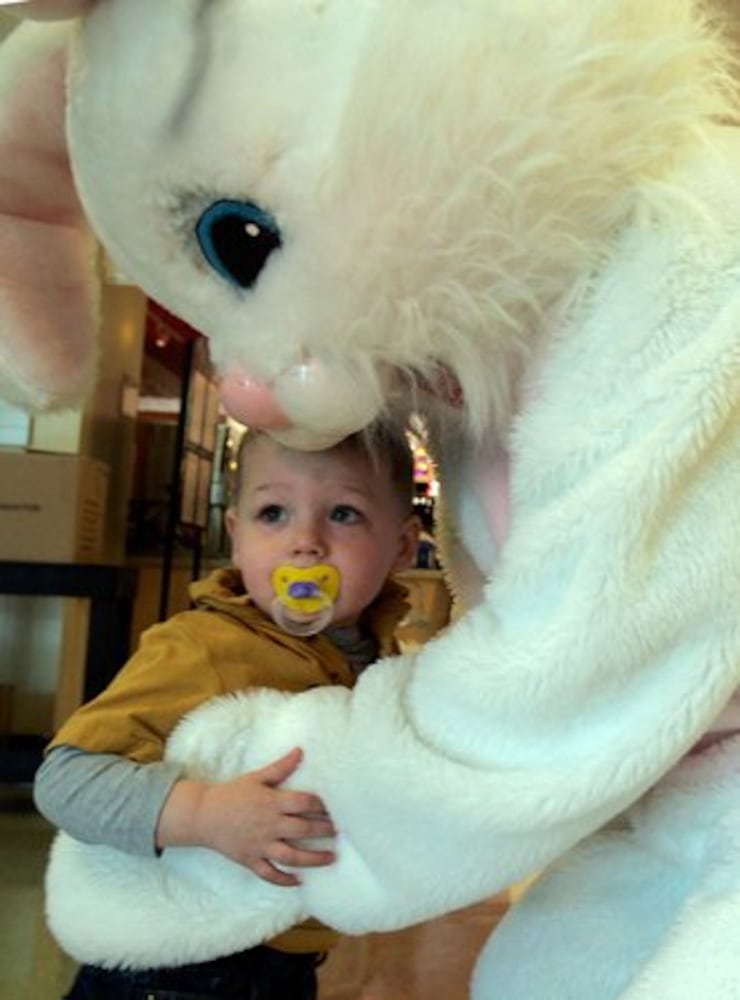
[250,857,301,887]
[280,813,336,840]
[278,789,331,818]
[250,839,336,884]
[255,746,304,786]
[268,840,336,869]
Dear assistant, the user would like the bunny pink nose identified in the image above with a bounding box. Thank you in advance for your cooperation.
[219,357,382,450]
[219,369,291,429]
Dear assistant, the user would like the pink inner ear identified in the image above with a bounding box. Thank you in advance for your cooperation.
[0,36,98,408]
[2,1,97,21]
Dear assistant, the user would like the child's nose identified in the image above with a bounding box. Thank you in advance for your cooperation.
[290,519,326,560]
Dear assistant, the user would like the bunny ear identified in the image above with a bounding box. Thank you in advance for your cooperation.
[0,1,97,21]
[0,20,99,410]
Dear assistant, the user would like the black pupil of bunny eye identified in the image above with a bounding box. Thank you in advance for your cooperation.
[196,200,282,289]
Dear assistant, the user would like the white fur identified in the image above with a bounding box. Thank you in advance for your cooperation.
[27,2,740,995]
[47,139,740,987]
[473,736,740,999]
[64,0,734,437]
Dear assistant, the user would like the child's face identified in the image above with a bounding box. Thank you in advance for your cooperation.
[226,436,419,627]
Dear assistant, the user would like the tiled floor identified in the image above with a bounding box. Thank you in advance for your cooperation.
[0,785,78,1000]
[0,783,508,1000]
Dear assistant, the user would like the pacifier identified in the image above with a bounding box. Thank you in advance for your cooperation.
[270,564,341,637]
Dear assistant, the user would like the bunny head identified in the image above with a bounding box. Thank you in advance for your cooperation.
[0,0,732,445]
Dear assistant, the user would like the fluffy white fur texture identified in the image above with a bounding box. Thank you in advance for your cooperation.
[49,0,739,434]
[474,735,740,999]
[20,1,740,996]
[47,127,740,995]
[0,0,728,434]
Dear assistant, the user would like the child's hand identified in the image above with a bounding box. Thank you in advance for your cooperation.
[157,747,336,886]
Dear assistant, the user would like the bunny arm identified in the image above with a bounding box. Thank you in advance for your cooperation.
[0,20,98,409]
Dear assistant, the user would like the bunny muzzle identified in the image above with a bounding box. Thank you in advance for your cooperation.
[219,355,385,451]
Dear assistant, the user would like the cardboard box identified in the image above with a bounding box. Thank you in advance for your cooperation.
[0,452,109,563]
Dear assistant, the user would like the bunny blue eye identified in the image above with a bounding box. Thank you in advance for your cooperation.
[196,200,282,289]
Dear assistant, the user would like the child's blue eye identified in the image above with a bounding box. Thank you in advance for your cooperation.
[196,200,282,289]
[331,505,362,524]
[257,505,286,524]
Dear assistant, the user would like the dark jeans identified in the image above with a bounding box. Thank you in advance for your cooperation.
[63,946,326,1000]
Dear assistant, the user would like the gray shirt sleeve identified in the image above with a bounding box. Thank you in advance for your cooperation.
[33,744,183,856]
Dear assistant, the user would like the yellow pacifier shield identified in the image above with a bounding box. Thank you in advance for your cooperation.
[271,564,341,614]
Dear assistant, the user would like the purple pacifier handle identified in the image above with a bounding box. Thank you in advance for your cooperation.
[288,581,320,599]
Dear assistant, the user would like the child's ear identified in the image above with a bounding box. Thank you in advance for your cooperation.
[224,507,239,542]
[392,514,422,573]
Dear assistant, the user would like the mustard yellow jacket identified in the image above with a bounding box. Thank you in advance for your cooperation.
[51,567,408,953]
